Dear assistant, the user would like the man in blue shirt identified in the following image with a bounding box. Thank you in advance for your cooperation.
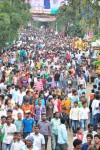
[58,118,68,150]
[82,134,93,150]
[20,110,34,139]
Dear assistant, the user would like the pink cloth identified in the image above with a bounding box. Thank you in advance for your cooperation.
[34,81,43,91]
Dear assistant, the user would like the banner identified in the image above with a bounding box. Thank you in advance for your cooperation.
[29,0,66,14]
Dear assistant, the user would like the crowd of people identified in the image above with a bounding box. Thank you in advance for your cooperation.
[0,29,100,150]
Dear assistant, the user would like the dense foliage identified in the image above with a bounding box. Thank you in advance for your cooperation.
[57,0,100,38]
[0,0,31,47]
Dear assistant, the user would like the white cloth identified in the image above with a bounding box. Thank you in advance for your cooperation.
[30,133,45,150]
[12,109,24,120]
[92,99,100,115]
[2,124,16,144]
[70,107,80,120]
[53,99,58,113]
[10,140,25,150]
[79,107,90,120]
[17,92,26,106]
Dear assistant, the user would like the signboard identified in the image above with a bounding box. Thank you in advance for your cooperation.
[29,0,66,14]
[93,47,100,50]
[88,30,93,37]
[33,16,56,22]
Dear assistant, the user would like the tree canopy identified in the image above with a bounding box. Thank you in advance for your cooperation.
[0,0,31,47]
[57,0,100,38]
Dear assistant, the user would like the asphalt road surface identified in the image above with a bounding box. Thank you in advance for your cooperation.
[47,83,93,150]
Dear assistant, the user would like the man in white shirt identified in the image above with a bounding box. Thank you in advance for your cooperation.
[79,101,90,131]
[29,126,45,150]
[70,101,80,134]
[84,123,97,144]
[10,132,25,150]
[17,87,26,106]
[92,95,100,131]
[2,116,16,150]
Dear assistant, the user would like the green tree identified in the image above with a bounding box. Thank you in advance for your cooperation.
[57,0,99,37]
[0,0,31,48]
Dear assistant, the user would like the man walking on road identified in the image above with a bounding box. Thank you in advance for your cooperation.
[58,118,68,150]
[51,112,60,150]
[37,113,52,150]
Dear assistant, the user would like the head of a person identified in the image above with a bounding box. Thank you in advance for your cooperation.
[7,94,12,100]
[17,132,21,141]
[73,139,82,149]
[39,93,44,98]
[98,74,100,79]
[13,132,18,141]
[7,109,13,117]
[11,84,15,89]
[17,113,22,120]
[4,89,7,95]
[48,97,53,103]
[26,90,31,96]
[1,116,6,123]
[86,134,93,144]
[93,84,97,89]
[54,112,59,119]
[82,101,87,108]
[81,92,85,97]
[77,127,83,134]
[72,90,77,96]
[94,134,100,144]
[25,110,31,118]
[7,85,11,91]
[24,99,30,105]
[0,94,4,101]
[80,96,85,102]
[53,94,57,99]
[34,126,39,134]
[6,116,12,125]
[60,118,65,124]
[15,103,20,110]
[74,101,78,107]
[38,99,42,105]
[88,123,94,133]
[95,94,100,100]
[80,84,84,89]
[15,85,19,91]
[97,127,100,135]
[19,87,23,92]
[41,113,46,121]
[25,136,34,147]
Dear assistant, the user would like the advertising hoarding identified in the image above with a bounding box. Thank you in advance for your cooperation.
[29,0,66,14]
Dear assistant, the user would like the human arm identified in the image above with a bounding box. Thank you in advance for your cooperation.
[20,119,24,133]
[20,125,24,133]
[41,135,45,150]
[42,144,45,150]
[32,119,34,132]
[48,122,52,137]
[69,108,72,120]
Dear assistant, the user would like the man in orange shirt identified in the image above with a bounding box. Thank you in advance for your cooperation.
[21,99,33,116]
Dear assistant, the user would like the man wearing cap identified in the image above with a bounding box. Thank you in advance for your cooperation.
[20,110,34,139]
[22,98,33,115]
[21,135,38,150]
